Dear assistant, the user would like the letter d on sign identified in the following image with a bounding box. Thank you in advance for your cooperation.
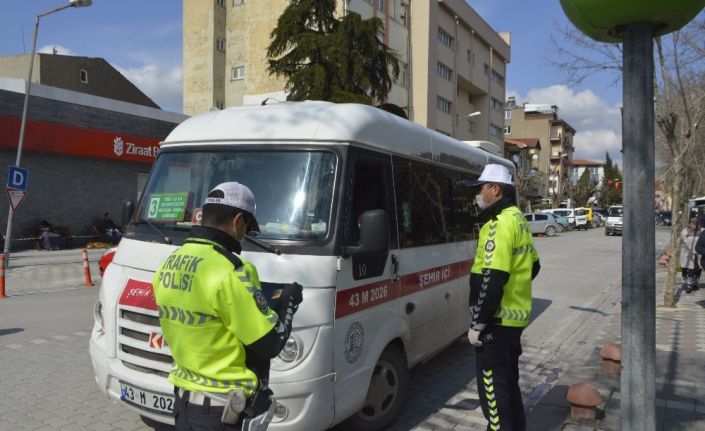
[7,166,28,191]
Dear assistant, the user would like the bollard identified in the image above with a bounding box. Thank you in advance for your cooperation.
[82,248,94,287]
[0,254,6,298]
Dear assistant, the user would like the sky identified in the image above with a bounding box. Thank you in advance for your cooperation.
[0,0,657,165]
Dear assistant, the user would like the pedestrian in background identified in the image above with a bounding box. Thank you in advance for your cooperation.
[153,182,303,430]
[678,217,701,293]
[467,164,541,431]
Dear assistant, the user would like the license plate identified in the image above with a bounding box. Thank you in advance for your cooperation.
[120,381,174,415]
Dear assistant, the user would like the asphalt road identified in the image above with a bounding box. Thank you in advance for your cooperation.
[0,226,671,430]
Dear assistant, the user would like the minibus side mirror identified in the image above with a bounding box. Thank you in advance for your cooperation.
[122,200,135,226]
[342,209,389,258]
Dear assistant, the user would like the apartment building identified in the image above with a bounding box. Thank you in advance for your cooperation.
[182,0,510,146]
[504,98,576,200]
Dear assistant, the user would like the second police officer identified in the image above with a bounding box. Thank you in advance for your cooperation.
[153,182,303,430]
[467,164,541,431]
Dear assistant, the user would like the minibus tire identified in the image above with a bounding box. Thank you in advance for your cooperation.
[342,345,409,431]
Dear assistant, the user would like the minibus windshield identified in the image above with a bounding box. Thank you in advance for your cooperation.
[135,150,337,241]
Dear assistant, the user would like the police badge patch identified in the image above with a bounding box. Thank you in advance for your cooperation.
[485,240,496,253]
[253,290,269,314]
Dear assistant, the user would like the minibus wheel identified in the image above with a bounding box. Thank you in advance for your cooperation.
[343,345,409,431]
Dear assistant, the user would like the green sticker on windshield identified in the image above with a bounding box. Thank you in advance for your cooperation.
[147,193,188,221]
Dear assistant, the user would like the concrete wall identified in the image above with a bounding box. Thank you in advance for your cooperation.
[0,54,41,84]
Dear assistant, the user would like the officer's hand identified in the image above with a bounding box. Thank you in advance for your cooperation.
[282,282,303,306]
[467,328,483,347]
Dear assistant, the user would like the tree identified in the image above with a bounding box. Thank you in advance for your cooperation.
[573,169,594,207]
[267,0,400,105]
[548,15,705,307]
[601,152,623,206]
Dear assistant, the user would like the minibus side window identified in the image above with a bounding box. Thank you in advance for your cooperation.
[392,156,479,248]
[343,150,397,280]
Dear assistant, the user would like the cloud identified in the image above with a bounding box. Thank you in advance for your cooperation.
[114,63,183,113]
[38,45,76,55]
[511,84,622,165]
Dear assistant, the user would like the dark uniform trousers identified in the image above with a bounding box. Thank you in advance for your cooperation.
[475,324,525,431]
[174,388,243,431]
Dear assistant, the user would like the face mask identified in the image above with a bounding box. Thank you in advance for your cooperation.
[476,193,489,210]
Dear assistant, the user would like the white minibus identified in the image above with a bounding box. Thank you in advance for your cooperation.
[89,102,513,430]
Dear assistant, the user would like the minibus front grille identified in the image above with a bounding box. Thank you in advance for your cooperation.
[117,306,173,375]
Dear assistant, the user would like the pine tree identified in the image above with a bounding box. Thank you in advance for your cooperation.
[574,168,593,207]
[267,0,399,104]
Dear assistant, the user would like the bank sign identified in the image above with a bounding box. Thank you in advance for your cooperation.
[0,115,161,164]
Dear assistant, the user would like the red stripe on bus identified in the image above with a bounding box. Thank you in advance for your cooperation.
[119,279,158,311]
[335,259,473,319]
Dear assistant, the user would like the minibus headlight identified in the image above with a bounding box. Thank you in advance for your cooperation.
[278,336,302,363]
[93,299,104,332]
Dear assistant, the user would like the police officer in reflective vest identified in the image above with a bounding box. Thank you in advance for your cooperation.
[467,164,540,431]
[153,182,303,430]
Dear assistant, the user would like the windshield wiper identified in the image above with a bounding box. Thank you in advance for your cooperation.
[245,233,281,255]
[140,220,173,245]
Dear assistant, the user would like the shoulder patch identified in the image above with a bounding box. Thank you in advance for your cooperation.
[485,240,496,253]
[253,290,269,314]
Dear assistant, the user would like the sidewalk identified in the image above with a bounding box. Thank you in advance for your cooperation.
[526,269,705,431]
[2,247,106,297]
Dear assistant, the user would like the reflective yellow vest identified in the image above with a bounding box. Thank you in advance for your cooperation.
[153,238,278,396]
[471,205,538,327]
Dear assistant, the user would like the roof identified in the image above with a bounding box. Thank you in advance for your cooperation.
[504,138,541,149]
[163,101,513,174]
[571,159,604,166]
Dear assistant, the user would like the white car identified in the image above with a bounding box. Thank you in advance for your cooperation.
[605,205,623,236]
[543,208,589,230]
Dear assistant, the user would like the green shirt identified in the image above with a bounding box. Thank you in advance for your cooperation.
[153,238,278,395]
[471,205,538,327]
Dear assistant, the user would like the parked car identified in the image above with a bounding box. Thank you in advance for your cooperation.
[541,211,570,232]
[525,213,559,237]
[544,208,589,230]
[655,210,672,226]
[606,205,624,236]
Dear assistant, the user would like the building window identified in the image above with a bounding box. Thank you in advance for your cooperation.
[79,69,88,84]
[233,0,245,5]
[484,63,489,76]
[505,108,512,119]
[504,125,511,135]
[438,27,453,48]
[491,97,503,111]
[216,38,226,52]
[490,123,503,137]
[436,96,451,114]
[468,120,475,132]
[216,0,225,7]
[232,66,245,80]
[491,69,504,85]
[376,0,384,11]
[397,62,408,88]
[436,62,452,81]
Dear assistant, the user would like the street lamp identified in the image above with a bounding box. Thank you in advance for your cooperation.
[465,111,482,118]
[2,0,92,271]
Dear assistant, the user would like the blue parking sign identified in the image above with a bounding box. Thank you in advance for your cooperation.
[7,165,28,191]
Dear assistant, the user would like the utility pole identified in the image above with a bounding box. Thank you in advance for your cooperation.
[621,23,656,430]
